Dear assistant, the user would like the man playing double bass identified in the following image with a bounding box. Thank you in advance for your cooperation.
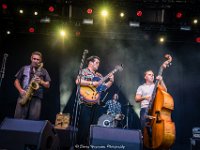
[135,70,167,134]
[135,54,175,150]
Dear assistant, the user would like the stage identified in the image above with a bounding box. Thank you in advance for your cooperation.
[1,1,200,150]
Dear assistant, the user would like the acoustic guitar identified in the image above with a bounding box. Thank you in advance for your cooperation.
[80,64,123,104]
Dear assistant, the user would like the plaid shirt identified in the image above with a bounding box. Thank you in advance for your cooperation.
[105,99,121,116]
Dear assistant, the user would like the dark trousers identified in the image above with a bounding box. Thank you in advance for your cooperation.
[77,103,99,146]
[140,108,154,150]
[140,107,147,134]
[14,96,42,120]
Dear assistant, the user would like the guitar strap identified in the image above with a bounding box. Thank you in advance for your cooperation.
[22,65,31,89]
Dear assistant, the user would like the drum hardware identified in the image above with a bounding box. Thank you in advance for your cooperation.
[115,113,125,121]
[103,119,115,127]
[98,92,108,106]
[123,102,133,129]
[193,127,200,138]
[97,114,117,128]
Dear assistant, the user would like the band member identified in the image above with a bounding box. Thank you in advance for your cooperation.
[104,93,122,117]
[104,93,124,127]
[76,55,114,146]
[135,70,167,133]
[14,51,51,120]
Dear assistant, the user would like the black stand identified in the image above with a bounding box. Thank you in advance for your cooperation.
[0,53,8,89]
[70,50,88,149]
[123,102,133,129]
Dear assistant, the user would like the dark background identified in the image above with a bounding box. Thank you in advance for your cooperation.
[1,1,200,149]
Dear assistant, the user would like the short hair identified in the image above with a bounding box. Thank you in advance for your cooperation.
[144,70,153,77]
[113,93,119,100]
[31,51,43,61]
[86,55,100,64]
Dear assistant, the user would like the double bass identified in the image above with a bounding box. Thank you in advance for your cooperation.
[143,54,175,149]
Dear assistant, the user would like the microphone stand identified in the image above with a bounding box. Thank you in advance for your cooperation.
[70,50,88,149]
[123,102,131,129]
[0,53,8,89]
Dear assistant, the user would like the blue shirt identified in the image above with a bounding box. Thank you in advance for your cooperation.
[105,99,121,116]
[15,65,51,99]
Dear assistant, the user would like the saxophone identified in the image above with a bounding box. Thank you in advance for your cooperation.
[19,63,43,106]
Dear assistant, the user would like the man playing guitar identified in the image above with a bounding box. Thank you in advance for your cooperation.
[76,55,114,146]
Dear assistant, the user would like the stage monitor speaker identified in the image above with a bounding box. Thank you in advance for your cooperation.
[0,118,59,150]
[54,126,78,149]
[90,125,142,150]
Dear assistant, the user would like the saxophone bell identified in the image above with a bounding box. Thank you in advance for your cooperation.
[31,80,40,90]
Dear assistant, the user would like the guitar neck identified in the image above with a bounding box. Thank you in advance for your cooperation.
[101,69,118,83]
[147,66,164,111]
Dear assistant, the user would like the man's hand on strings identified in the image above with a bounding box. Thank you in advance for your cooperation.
[108,73,114,83]
[156,75,163,81]
[144,95,151,101]
[92,81,102,87]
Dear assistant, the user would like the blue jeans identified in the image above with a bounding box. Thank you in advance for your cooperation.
[140,107,148,134]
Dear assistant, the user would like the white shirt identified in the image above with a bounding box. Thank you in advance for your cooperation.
[136,83,155,108]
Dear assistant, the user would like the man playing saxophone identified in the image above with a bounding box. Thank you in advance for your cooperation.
[14,51,51,120]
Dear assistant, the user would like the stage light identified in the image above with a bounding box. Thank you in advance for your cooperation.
[176,12,183,19]
[159,37,165,43]
[29,27,35,33]
[48,6,55,12]
[193,19,198,24]
[129,21,140,27]
[195,37,200,43]
[19,9,24,14]
[120,12,125,18]
[6,31,11,35]
[34,11,38,16]
[83,19,93,25]
[180,26,191,31]
[136,10,143,17]
[2,4,8,10]
[101,10,108,17]
[60,30,66,37]
[87,8,93,14]
[40,17,51,23]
